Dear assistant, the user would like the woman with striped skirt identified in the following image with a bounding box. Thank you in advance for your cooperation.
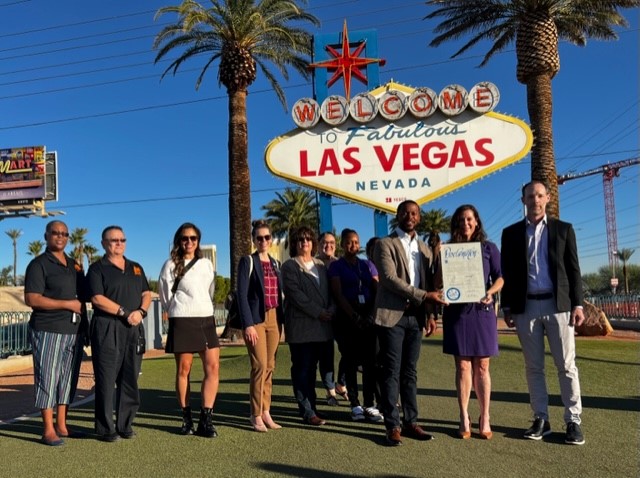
[24,220,87,446]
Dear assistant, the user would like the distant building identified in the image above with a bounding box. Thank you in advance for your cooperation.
[252,238,289,263]
[200,244,217,275]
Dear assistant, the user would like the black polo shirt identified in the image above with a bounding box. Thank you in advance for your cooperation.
[24,250,85,334]
[88,256,150,319]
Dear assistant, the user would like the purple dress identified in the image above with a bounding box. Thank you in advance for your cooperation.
[442,241,501,357]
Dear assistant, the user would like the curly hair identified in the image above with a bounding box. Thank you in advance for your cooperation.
[170,222,203,278]
[450,205,487,244]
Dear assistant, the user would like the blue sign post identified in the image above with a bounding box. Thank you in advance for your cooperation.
[310,23,387,236]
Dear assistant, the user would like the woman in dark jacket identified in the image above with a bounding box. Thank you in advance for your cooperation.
[237,220,284,432]
[281,226,335,426]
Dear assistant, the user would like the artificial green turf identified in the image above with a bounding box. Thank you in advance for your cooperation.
[1,336,638,478]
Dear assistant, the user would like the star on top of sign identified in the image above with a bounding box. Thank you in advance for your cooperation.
[309,20,386,101]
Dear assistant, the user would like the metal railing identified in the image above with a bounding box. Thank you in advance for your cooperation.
[1,299,230,358]
[0,311,32,358]
[587,294,640,320]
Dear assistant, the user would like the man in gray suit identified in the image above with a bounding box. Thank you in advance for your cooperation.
[374,200,445,446]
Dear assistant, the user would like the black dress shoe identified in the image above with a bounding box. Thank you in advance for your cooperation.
[523,418,551,440]
[402,424,434,441]
[98,432,121,443]
[385,427,403,446]
[119,430,137,439]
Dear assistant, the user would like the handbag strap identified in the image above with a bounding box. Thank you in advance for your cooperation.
[171,257,199,295]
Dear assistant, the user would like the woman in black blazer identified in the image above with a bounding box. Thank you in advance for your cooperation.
[237,220,284,432]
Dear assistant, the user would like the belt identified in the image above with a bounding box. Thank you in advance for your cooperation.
[527,292,553,300]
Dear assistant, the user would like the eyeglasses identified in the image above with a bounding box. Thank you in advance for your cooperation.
[181,235,198,242]
[256,235,271,242]
[49,231,69,237]
[107,238,127,244]
[298,236,312,243]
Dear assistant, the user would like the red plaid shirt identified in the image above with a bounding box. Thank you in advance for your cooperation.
[262,260,279,310]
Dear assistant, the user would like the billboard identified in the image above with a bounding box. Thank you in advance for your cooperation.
[265,81,533,213]
[0,146,46,204]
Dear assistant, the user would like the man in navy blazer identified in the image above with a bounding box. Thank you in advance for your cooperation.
[501,180,586,445]
[374,200,445,446]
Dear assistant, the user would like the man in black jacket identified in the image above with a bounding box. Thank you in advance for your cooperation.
[501,180,586,445]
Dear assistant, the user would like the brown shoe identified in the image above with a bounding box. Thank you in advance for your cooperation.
[385,427,403,446]
[304,415,326,426]
[402,423,434,441]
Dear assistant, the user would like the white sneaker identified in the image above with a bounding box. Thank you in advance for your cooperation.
[364,407,384,422]
[351,406,365,421]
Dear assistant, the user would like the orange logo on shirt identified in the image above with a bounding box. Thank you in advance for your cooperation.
[133,266,142,276]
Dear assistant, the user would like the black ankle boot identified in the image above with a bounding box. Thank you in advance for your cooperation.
[180,406,194,435]
[195,408,218,438]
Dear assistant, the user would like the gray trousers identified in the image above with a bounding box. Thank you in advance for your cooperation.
[514,298,582,424]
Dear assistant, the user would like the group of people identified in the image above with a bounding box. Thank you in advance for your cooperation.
[24,179,586,448]
[25,223,151,445]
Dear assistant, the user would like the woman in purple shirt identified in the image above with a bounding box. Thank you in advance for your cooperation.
[328,229,382,422]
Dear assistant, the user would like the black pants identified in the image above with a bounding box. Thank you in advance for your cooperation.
[376,315,422,430]
[91,316,142,436]
[334,317,378,408]
[289,341,332,420]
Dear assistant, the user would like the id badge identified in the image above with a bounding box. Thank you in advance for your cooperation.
[358,294,366,305]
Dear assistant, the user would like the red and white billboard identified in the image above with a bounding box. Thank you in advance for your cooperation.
[265,81,533,213]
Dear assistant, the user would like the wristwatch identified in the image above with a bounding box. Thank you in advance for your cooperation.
[138,308,148,318]
[117,306,126,317]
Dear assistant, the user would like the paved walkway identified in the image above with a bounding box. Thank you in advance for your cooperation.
[0,348,166,425]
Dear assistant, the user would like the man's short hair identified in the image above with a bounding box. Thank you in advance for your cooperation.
[521,180,550,197]
[396,199,420,214]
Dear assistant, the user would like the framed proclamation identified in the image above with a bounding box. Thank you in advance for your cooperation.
[441,242,485,303]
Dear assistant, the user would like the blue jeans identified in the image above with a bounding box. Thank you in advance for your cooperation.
[376,315,422,430]
[289,341,332,420]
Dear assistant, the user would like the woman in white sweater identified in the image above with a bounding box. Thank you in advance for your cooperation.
[158,223,219,438]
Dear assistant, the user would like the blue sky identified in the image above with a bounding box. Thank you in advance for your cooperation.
[0,0,638,280]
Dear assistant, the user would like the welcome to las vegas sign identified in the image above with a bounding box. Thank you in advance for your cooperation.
[265,81,533,213]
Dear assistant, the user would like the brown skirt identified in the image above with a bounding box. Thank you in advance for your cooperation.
[165,316,220,353]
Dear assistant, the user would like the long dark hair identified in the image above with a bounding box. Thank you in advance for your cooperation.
[170,222,203,278]
[450,205,487,243]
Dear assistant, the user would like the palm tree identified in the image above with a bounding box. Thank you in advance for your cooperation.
[153,0,319,287]
[0,266,12,286]
[84,244,99,266]
[27,240,44,257]
[261,187,318,247]
[5,229,22,285]
[425,0,638,218]
[616,248,635,294]
[68,228,88,268]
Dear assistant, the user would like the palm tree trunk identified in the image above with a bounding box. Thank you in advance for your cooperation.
[526,73,559,218]
[228,88,252,290]
[12,241,17,285]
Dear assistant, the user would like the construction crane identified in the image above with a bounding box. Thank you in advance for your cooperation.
[558,157,640,286]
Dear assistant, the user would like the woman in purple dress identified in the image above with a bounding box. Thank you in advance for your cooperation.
[441,205,503,440]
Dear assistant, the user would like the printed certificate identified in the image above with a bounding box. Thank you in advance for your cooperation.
[441,242,485,303]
